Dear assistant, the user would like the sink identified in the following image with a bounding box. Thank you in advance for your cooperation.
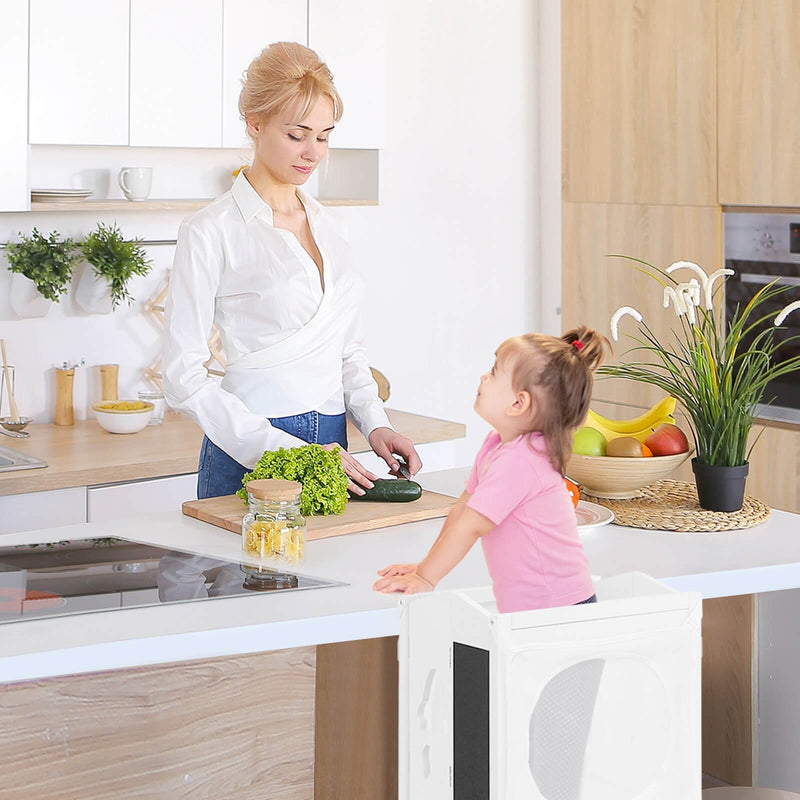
[0,444,47,472]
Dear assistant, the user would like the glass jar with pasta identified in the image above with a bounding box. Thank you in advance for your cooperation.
[241,479,306,568]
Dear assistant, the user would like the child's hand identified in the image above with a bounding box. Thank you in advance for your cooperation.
[373,571,434,595]
[376,562,417,578]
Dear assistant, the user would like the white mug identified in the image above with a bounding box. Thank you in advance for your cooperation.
[118,167,153,201]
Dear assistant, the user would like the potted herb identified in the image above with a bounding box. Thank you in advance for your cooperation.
[77,222,152,313]
[5,228,79,317]
[600,257,800,511]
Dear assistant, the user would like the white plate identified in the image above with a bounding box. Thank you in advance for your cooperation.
[31,188,93,203]
[31,187,94,195]
[575,500,615,529]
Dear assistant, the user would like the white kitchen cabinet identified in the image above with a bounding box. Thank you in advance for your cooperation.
[221,0,308,148]
[87,473,198,523]
[28,0,129,146]
[0,487,87,536]
[129,0,223,148]
[308,0,387,149]
[0,0,29,211]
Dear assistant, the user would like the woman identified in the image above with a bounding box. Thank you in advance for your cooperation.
[163,42,420,499]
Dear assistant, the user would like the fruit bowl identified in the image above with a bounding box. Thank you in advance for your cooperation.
[566,450,692,499]
[92,400,153,434]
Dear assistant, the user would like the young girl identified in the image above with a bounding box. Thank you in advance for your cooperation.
[373,326,611,613]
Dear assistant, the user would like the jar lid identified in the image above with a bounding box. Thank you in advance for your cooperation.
[245,478,302,501]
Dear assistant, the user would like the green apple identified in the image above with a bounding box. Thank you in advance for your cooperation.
[572,426,607,456]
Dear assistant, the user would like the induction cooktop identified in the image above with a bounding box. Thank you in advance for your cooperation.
[0,537,347,624]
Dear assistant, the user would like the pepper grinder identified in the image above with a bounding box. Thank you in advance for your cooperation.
[54,367,75,426]
[99,364,119,401]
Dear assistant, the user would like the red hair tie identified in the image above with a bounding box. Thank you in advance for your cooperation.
[572,340,585,351]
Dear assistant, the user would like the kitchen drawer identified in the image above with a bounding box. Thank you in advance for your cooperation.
[88,474,197,523]
[0,487,87,535]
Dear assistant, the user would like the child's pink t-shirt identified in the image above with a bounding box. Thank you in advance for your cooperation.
[465,430,594,613]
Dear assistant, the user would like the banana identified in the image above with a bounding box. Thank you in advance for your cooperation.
[585,396,677,443]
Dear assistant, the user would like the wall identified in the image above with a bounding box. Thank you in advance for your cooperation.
[0,0,546,470]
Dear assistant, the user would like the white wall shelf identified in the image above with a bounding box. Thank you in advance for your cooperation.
[23,197,376,213]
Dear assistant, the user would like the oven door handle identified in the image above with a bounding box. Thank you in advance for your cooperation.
[740,273,800,287]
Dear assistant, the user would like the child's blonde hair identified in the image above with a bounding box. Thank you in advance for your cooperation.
[496,326,611,475]
[238,41,343,127]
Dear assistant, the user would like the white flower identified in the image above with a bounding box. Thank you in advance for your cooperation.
[775,300,800,327]
[666,261,709,284]
[663,286,686,315]
[610,306,643,341]
[704,269,734,309]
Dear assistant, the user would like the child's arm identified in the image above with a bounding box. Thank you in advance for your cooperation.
[373,492,494,594]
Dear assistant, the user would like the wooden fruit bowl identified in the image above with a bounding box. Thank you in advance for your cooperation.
[566,450,692,499]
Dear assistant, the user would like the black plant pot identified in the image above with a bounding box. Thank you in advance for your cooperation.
[691,458,749,512]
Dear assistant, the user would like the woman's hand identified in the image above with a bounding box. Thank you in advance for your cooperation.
[373,569,435,595]
[368,427,422,477]
[321,443,377,496]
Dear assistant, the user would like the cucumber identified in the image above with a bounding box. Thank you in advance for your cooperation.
[348,479,422,502]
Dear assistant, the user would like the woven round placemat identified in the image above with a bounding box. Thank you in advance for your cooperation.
[579,479,770,532]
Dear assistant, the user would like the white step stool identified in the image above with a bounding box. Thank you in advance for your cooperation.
[398,572,702,800]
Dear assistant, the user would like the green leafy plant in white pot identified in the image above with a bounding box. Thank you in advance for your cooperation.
[77,223,152,314]
[5,228,79,317]
[600,257,800,512]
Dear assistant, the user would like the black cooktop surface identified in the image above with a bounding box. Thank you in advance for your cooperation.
[0,537,346,624]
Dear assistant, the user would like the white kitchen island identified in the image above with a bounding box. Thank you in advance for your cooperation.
[4,468,800,798]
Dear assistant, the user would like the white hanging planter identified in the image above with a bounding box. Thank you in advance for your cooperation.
[74,262,113,315]
[9,273,52,318]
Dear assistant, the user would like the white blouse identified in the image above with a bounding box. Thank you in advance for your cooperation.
[162,172,391,469]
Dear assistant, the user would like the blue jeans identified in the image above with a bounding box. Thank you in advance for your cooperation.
[197,411,348,499]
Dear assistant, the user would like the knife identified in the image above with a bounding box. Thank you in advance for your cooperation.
[396,458,412,480]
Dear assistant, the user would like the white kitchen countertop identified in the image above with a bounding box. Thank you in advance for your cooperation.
[2,467,800,684]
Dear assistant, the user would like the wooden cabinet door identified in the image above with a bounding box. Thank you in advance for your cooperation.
[718,0,800,207]
[0,0,28,211]
[221,0,308,149]
[562,0,716,205]
[28,0,129,146]
[129,0,223,147]
[308,0,387,149]
[561,201,722,409]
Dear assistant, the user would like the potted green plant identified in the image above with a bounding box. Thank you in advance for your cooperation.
[77,222,152,313]
[5,228,79,317]
[600,257,800,512]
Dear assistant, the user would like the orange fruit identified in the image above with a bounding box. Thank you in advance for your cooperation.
[565,478,580,508]
[641,443,653,457]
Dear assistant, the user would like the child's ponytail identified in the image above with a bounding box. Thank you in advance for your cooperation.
[562,326,611,373]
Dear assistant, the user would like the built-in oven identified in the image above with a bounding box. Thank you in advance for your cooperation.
[724,212,800,424]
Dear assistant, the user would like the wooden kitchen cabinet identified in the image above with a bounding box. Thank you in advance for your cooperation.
[0,0,29,212]
[562,0,717,206]
[561,201,722,408]
[221,0,308,148]
[28,0,129,147]
[308,0,388,149]
[129,0,223,148]
[717,0,800,207]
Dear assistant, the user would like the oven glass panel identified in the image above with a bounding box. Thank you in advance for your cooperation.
[724,258,800,412]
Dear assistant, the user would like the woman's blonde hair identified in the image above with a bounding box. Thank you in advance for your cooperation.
[238,41,343,127]
[496,326,612,475]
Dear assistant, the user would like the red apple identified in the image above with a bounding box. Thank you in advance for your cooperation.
[644,423,689,456]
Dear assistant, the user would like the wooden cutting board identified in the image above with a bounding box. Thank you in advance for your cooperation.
[182,489,457,540]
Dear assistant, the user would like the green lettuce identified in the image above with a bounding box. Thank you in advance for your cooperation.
[237,444,348,516]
